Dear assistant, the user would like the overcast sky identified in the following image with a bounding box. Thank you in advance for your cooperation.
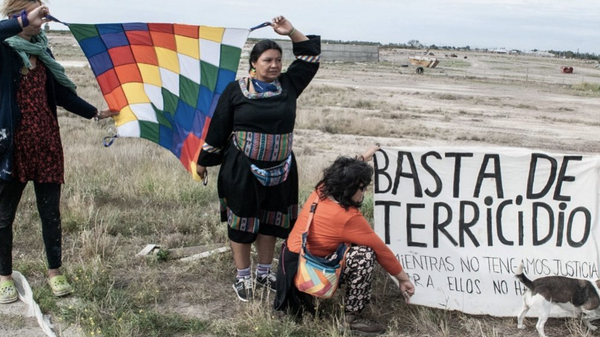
[46,0,599,54]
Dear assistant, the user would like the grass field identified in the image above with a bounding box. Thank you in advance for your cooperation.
[2,32,600,337]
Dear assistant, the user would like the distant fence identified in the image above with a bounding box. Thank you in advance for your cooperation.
[445,68,600,86]
[245,41,379,63]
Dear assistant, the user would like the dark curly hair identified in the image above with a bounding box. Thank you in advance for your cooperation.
[316,156,373,210]
[249,39,282,71]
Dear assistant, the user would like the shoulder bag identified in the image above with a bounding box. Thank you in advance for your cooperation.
[294,196,349,299]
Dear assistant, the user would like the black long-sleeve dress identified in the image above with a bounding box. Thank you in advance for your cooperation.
[197,36,320,240]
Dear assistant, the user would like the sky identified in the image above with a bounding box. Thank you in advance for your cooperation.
[45,0,600,54]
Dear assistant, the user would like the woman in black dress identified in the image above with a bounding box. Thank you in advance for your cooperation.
[197,15,320,302]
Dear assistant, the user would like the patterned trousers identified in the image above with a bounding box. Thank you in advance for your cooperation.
[342,245,375,313]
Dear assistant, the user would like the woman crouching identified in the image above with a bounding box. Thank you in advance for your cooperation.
[274,146,415,335]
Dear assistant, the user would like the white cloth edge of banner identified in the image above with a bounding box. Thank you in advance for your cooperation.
[12,271,58,337]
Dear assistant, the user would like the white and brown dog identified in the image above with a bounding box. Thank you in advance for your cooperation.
[515,262,600,337]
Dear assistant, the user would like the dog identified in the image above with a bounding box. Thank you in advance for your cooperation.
[515,262,600,337]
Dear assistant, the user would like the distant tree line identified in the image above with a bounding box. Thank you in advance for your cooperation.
[548,50,599,61]
[382,40,472,51]
[380,40,599,61]
[321,39,381,46]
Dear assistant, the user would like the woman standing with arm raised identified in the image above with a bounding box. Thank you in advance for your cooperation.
[196,16,320,302]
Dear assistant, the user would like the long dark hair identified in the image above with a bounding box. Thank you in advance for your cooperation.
[316,156,373,210]
[249,39,282,71]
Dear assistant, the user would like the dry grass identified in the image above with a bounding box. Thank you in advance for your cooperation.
[6,33,600,336]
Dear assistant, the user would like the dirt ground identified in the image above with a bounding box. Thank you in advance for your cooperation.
[288,50,600,186]
[46,32,600,157]
[3,36,600,336]
[0,297,82,337]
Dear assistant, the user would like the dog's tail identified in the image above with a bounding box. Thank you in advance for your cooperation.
[514,262,535,291]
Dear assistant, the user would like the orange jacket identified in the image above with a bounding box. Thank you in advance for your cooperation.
[287,190,403,276]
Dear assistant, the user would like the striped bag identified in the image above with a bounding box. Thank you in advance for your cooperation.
[294,197,350,299]
[249,154,292,187]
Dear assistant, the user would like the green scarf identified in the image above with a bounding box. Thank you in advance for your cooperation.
[5,30,76,92]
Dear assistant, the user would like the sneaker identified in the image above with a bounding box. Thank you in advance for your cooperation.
[0,280,18,304]
[255,272,276,292]
[233,276,253,302]
[342,313,386,336]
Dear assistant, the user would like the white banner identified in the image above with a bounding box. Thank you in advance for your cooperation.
[373,146,600,317]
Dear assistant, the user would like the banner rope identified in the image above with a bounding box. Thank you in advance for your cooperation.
[46,14,67,26]
[249,21,271,32]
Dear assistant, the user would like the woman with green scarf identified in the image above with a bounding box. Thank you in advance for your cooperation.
[0,0,118,304]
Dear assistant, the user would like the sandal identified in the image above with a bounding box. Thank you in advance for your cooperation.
[0,280,18,304]
[48,275,73,297]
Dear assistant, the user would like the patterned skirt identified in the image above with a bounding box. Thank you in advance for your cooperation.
[217,138,298,237]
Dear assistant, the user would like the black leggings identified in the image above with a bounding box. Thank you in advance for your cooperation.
[0,180,62,276]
